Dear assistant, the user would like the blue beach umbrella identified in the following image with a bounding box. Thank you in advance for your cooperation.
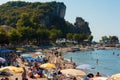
[0,49,13,53]
[26,57,35,62]
[76,64,95,70]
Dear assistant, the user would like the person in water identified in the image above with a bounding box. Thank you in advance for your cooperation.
[96,59,98,64]
[95,72,101,77]
[113,52,115,55]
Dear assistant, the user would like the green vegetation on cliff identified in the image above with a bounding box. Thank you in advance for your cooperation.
[0,1,92,46]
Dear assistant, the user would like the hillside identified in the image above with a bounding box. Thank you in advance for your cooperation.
[0,1,66,27]
[0,1,92,45]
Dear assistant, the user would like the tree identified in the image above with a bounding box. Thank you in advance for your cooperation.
[66,33,73,40]
[80,34,86,42]
[101,36,109,44]
[109,36,119,44]
[73,34,80,43]
[49,29,62,41]
[16,13,33,28]
[100,36,119,44]
[8,28,22,44]
[73,33,87,44]
[0,27,8,44]
[88,35,93,42]
[18,27,35,43]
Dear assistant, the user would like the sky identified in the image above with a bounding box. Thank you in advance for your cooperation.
[0,0,120,42]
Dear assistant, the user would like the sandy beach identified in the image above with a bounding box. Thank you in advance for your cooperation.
[0,47,86,80]
[0,45,116,80]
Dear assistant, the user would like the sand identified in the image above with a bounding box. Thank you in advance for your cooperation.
[0,47,85,80]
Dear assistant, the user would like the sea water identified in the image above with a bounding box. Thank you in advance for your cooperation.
[63,49,120,76]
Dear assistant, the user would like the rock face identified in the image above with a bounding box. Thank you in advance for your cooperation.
[50,2,66,18]
[0,1,66,27]
[56,2,66,18]
[75,17,85,26]
[0,1,91,37]
[42,2,66,26]
[74,17,91,35]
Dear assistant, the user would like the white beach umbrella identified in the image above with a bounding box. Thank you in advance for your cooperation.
[16,50,23,53]
[21,54,31,58]
[89,77,111,80]
[60,69,86,77]
[35,52,43,55]
[111,73,120,80]
[0,57,6,63]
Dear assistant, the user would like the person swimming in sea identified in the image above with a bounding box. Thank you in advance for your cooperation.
[117,54,119,56]
[113,52,115,55]
[96,59,98,64]
[95,72,102,77]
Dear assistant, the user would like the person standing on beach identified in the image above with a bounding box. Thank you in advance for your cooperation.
[70,57,72,62]
[22,67,28,80]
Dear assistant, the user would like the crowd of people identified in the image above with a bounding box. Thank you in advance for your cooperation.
[0,47,104,80]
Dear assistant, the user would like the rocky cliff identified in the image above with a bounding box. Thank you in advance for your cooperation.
[0,1,66,27]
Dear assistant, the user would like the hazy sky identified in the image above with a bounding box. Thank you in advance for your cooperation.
[0,0,120,42]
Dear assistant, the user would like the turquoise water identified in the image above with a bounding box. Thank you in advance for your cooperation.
[63,49,120,76]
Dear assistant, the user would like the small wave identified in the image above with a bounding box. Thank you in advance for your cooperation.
[64,58,71,62]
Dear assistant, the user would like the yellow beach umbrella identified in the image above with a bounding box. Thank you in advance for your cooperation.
[111,73,120,80]
[40,63,56,69]
[0,66,23,73]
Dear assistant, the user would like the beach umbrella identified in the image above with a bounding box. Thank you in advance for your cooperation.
[0,57,6,63]
[89,77,111,80]
[26,57,35,62]
[0,49,13,53]
[35,52,43,55]
[0,66,23,73]
[38,55,46,58]
[40,63,56,69]
[111,73,120,80]
[21,54,31,58]
[76,64,95,70]
[16,50,23,53]
[60,69,86,77]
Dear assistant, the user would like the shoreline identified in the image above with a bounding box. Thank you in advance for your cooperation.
[0,45,118,80]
